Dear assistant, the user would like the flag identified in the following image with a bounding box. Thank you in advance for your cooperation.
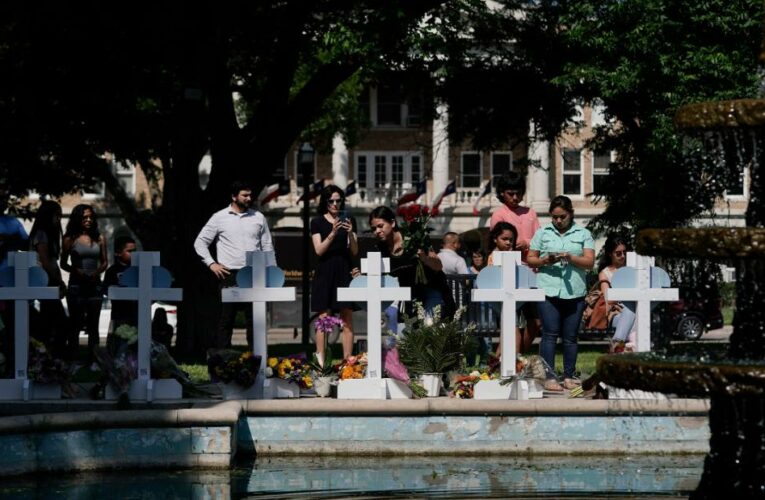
[296,179,325,203]
[344,180,357,198]
[431,179,457,210]
[397,178,427,206]
[258,179,291,206]
[471,180,492,215]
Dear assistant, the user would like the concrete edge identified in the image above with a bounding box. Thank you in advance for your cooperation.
[242,398,711,416]
[0,401,242,434]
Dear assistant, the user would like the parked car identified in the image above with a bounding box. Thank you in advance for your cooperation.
[664,287,724,341]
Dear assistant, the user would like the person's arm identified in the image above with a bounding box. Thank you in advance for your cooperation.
[419,249,443,272]
[193,214,229,279]
[59,236,73,273]
[456,255,469,274]
[34,241,62,286]
[96,235,108,276]
[563,248,595,270]
[311,219,340,257]
[348,218,358,257]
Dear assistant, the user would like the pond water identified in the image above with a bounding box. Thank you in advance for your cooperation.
[0,455,703,498]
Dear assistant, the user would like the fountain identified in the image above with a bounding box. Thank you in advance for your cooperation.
[597,71,765,499]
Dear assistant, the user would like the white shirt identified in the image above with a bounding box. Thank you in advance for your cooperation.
[194,206,275,269]
[438,248,469,275]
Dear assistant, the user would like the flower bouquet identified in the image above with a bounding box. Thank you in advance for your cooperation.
[207,349,262,388]
[450,370,497,399]
[397,205,435,284]
[271,354,313,389]
[28,337,71,385]
[337,352,367,380]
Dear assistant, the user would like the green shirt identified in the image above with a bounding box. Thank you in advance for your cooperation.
[530,222,595,299]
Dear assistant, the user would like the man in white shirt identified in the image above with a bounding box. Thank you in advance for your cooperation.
[194,181,275,348]
[437,232,469,275]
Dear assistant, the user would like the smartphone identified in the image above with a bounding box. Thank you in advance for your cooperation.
[338,210,349,223]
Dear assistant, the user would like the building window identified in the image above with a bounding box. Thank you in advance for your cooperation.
[725,166,748,198]
[357,156,367,187]
[491,152,513,188]
[591,151,611,196]
[562,148,583,196]
[376,84,402,126]
[114,160,136,196]
[461,153,482,188]
[355,152,424,193]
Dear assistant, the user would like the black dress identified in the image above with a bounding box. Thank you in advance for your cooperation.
[310,215,358,313]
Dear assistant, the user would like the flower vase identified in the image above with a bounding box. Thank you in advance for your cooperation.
[314,376,335,398]
[419,373,443,397]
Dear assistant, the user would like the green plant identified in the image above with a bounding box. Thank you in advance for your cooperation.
[307,346,338,378]
[396,303,476,375]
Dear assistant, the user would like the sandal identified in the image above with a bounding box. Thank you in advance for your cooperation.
[543,379,564,392]
[563,378,582,390]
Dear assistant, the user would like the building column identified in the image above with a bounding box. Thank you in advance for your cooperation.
[527,124,551,214]
[331,133,349,188]
[432,103,450,202]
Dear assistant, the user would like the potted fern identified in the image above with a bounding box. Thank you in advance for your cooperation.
[396,303,476,397]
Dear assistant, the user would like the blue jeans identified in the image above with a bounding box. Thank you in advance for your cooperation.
[537,296,585,379]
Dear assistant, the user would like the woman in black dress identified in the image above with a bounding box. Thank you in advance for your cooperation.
[311,185,358,362]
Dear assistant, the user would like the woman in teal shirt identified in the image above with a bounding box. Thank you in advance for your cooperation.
[527,196,595,392]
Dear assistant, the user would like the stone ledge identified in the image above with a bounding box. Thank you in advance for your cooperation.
[0,401,241,435]
[242,397,710,416]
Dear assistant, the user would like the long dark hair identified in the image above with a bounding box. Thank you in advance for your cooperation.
[597,234,630,272]
[368,206,398,229]
[29,200,63,259]
[65,204,100,240]
[488,221,518,253]
[317,185,345,215]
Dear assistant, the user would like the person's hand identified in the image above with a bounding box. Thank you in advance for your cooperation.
[209,262,230,279]
[543,254,559,266]
[339,219,352,232]
[557,252,571,265]
[350,267,361,278]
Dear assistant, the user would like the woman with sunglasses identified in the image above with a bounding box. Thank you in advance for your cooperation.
[527,195,595,392]
[597,235,636,353]
[310,185,358,363]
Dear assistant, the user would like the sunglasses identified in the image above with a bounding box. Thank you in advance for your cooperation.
[614,250,626,256]
[327,199,343,205]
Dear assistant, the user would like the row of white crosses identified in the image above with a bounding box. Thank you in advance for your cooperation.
[0,248,677,401]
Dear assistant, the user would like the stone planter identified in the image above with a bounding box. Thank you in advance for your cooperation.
[314,376,336,398]
[419,373,443,397]
[221,381,259,400]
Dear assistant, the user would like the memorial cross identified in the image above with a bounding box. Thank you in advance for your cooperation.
[108,252,182,399]
[337,252,411,382]
[471,251,544,377]
[606,252,678,352]
[221,251,295,399]
[0,252,59,400]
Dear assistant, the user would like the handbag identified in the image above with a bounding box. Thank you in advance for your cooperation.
[582,280,610,331]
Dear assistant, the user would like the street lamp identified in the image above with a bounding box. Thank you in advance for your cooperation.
[298,142,315,345]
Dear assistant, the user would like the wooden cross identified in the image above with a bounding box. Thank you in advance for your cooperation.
[221,251,295,399]
[108,251,182,400]
[472,251,545,377]
[337,252,411,382]
[0,252,59,400]
[606,252,678,352]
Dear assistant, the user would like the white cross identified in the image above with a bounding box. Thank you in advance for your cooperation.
[0,252,59,390]
[221,251,295,399]
[471,251,545,377]
[606,252,678,352]
[108,252,182,383]
[337,252,411,380]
